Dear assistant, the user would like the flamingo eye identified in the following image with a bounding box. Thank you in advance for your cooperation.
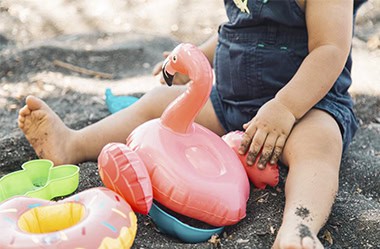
[172,55,177,62]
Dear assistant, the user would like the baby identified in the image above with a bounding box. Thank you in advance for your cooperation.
[19,0,366,248]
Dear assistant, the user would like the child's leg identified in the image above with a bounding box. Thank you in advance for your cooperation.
[273,109,343,249]
[18,85,225,165]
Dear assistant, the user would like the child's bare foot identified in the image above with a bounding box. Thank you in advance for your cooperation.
[18,96,79,165]
[272,223,324,249]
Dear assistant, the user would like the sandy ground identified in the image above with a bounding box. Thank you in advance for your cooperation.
[0,0,379,248]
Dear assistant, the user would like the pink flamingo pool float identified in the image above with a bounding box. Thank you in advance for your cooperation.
[0,43,280,248]
[98,43,279,229]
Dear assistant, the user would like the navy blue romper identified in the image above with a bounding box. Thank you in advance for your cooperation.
[210,0,366,153]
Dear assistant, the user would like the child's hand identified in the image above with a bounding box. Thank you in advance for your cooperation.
[238,98,296,169]
[152,51,190,85]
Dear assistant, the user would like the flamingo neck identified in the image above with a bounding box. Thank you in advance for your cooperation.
[160,51,213,134]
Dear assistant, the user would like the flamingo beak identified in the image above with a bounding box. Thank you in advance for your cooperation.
[162,60,174,86]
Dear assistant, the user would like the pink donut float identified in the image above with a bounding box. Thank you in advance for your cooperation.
[0,187,137,249]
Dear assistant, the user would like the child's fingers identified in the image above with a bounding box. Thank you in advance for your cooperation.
[152,51,171,76]
[238,125,256,155]
[243,120,252,130]
[246,129,267,166]
[270,135,286,164]
[257,133,277,169]
[152,61,163,76]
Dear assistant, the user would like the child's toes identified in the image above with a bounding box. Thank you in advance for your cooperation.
[19,105,31,117]
[18,116,25,128]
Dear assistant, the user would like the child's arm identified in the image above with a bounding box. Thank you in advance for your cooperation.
[239,0,354,168]
[275,0,353,119]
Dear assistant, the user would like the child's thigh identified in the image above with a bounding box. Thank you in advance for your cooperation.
[281,109,343,168]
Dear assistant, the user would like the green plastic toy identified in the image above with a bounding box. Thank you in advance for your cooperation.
[0,159,79,202]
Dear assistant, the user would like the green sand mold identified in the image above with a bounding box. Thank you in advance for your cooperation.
[0,159,79,202]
